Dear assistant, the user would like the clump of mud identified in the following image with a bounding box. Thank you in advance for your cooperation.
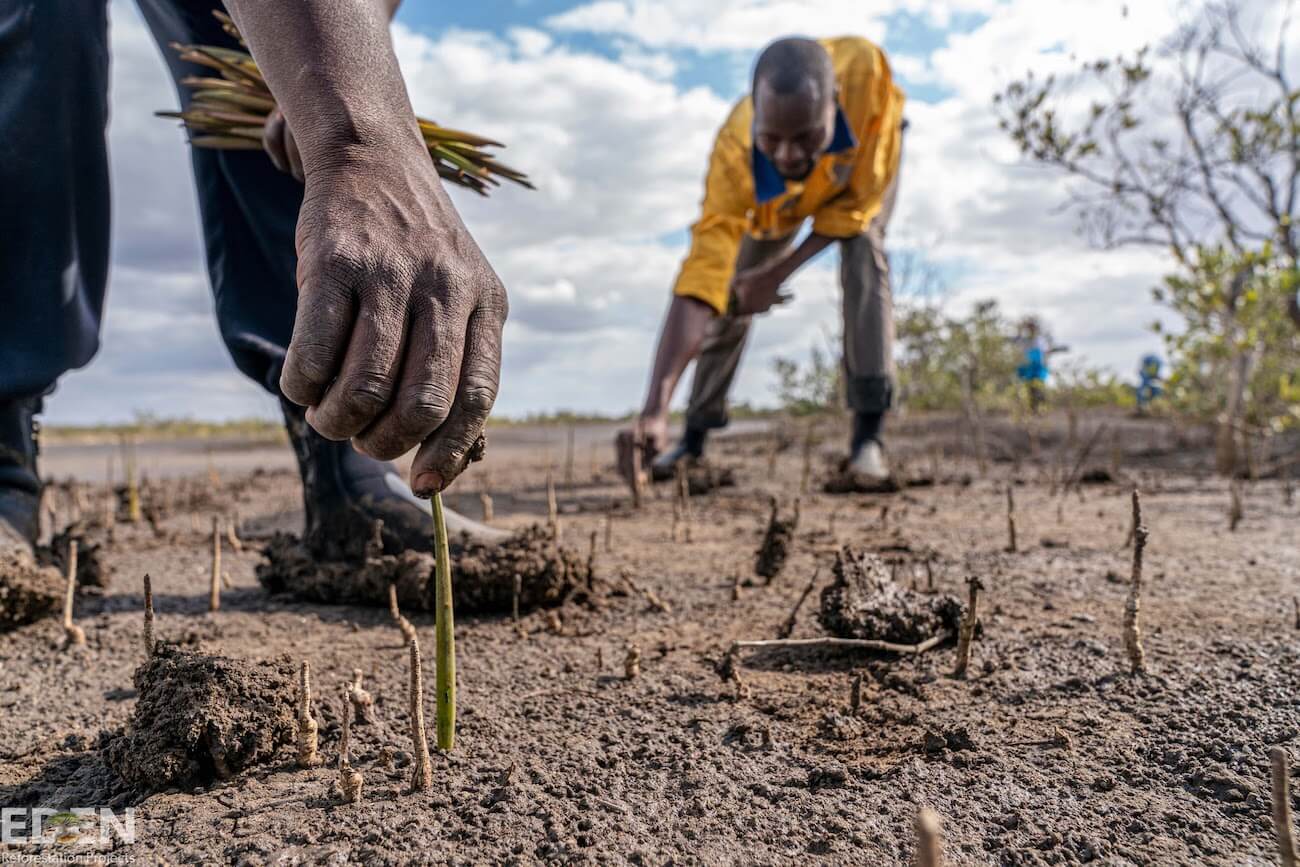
[0,554,62,631]
[257,525,593,615]
[47,524,111,589]
[104,644,296,793]
[650,460,738,495]
[755,499,799,583]
[818,546,962,645]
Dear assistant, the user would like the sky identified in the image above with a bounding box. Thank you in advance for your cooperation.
[39,0,1282,424]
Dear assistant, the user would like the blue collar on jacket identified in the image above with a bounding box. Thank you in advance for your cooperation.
[752,106,857,204]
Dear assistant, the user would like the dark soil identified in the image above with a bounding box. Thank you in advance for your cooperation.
[0,554,61,629]
[104,644,296,794]
[818,546,963,644]
[1,409,1298,864]
[754,498,799,582]
[257,525,594,615]
[650,460,739,495]
[47,524,112,589]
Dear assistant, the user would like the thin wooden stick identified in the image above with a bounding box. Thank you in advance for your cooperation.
[546,469,559,540]
[388,582,417,646]
[296,660,319,767]
[338,687,364,803]
[676,463,692,544]
[208,516,221,612]
[62,541,85,646]
[1124,490,1148,674]
[730,632,950,658]
[916,807,945,866]
[409,636,433,791]
[1272,747,1298,867]
[777,568,821,639]
[952,577,983,678]
[226,514,243,554]
[624,644,641,679]
[1005,486,1018,553]
[142,574,155,657]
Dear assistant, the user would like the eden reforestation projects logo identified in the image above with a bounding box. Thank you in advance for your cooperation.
[1,807,135,851]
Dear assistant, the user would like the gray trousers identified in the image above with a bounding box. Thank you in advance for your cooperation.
[685,172,900,430]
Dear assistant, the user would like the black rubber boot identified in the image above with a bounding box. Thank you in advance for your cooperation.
[649,428,707,482]
[0,397,43,555]
[280,398,505,561]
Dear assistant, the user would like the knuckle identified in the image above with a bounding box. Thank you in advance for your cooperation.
[460,383,497,417]
[399,384,454,432]
[286,342,336,385]
[339,372,394,417]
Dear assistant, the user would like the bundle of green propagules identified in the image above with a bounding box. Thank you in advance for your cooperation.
[158,11,532,196]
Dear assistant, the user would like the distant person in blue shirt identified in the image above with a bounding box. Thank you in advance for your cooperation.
[1016,317,1067,414]
[1135,354,1164,413]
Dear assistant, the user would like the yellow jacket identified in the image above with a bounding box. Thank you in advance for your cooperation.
[673,36,905,315]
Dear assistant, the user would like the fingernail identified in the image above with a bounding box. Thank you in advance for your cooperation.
[413,472,443,498]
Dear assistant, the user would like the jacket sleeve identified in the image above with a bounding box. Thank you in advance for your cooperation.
[671,130,752,316]
[813,72,905,239]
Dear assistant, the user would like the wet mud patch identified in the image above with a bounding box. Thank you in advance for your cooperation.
[104,644,296,794]
[257,525,594,615]
[818,546,963,645]
[0,554,62,631]
[649,461,739,495]
[754,499,799,583]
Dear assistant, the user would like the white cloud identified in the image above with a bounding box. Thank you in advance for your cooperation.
[40,0,1286,427]
[544,0,1004,52]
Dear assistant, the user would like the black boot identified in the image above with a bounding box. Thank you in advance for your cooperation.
[0,397,43,554]
[280,398,505,561]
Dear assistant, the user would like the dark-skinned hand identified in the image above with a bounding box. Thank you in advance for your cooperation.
[280,141,508,497]
[731,262,790,315]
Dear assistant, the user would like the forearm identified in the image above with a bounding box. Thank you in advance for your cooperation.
[641,296,715,417]
[767,232,836,282]
[223,0,426,174]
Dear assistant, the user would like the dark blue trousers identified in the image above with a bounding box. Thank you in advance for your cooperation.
[0,0,301,402]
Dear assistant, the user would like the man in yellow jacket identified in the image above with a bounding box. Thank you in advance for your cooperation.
[627,36,905,485]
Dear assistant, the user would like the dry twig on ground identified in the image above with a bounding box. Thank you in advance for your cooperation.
[1272,747,1298,867]
[1124,490,1148,675]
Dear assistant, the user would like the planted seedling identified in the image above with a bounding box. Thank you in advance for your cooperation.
[916,807,945,866]
[408,636,434,791]
[1005,486,1018,553]
[142,573,155,657]
[337,687,364,804]
[388,582,417,646]
[297,660,320,768]
[952,576,984,679]
[348,669,374,726]
[431,493,456,752]
[209,516,221,613]
[62,540,85,647]
[1272,747,1299,867]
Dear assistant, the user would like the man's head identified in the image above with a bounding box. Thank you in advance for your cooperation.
[752,38,837,181]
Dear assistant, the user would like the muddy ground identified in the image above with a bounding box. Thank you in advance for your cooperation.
[1,410,1297,865]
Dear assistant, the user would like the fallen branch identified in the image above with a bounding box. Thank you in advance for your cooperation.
[729,631,950,658]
